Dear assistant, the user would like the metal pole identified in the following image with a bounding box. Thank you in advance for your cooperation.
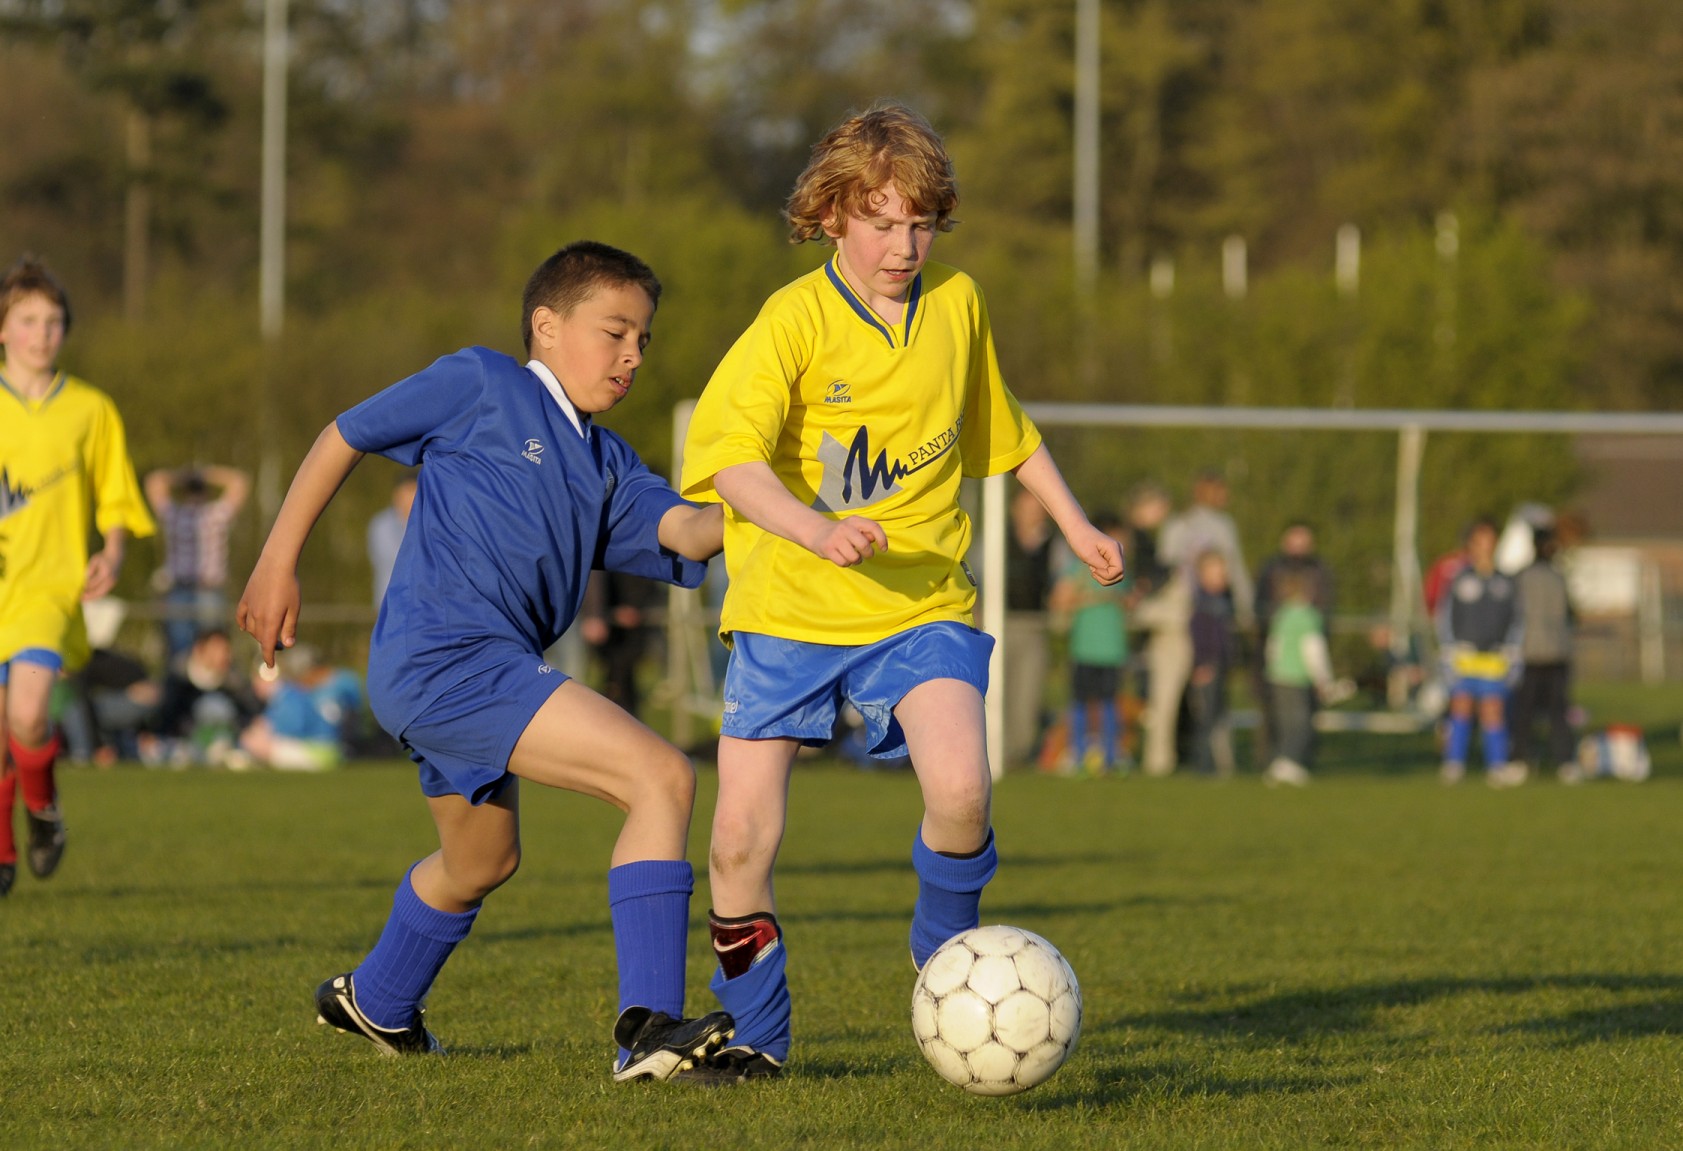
[1389,424,1425,707]
[258,0,289,521]
[1073,0,1100,292]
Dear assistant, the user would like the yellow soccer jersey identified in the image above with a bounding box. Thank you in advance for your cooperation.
[682,257,1041,644]
[0,372,155,669]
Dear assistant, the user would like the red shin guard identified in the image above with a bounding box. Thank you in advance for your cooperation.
[0,770,15,864]
[709,910,781,981]
[8,733,60,812]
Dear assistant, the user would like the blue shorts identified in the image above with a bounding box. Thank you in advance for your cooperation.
[0,648,64,686]
[379,647,570,805]
[1449,671,1510,702]
[722,621,993,760]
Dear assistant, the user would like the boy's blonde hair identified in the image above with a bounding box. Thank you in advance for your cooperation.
[784,102,959,245]
[0,255,72,334]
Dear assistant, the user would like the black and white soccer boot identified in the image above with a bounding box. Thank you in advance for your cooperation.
[25,806,66,878]
[315,973,444,1055]
[611,1006,735,1082]
[674,1045,785,1085]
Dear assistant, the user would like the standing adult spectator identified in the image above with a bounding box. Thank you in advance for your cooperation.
[1252,521,1335,767]
[145,464,248,660]
[1436,518,1526,787]
[1511,525,1575,779]
[366,471,418,609]
[579,571,661,720]
[1142,470,1251,776]
[1003,483,1056,767]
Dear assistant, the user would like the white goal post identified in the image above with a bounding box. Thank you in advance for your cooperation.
[668,401,1683,777]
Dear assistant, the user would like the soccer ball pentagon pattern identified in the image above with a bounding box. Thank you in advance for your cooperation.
[911,924,1082,1096]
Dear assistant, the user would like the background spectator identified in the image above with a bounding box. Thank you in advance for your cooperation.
[366,470,418,609]
[1511,524,1575,778]
[1004,483,1056,768]
[145,464,248,661]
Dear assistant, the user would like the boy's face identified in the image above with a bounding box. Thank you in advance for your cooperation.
[0,292,67,378]
[529,282,655,415]
[824,181,937,313]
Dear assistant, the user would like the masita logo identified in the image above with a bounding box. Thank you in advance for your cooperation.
[824,379,852,404]
[522,438,544,464]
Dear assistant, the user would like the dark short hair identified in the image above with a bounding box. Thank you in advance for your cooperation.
[0,255,72,334]
[520,241,661,353]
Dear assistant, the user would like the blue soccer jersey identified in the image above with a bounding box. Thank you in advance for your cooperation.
[336,346,705,739]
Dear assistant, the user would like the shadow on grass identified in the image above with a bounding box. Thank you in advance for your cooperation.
[1106,973,1683,1047]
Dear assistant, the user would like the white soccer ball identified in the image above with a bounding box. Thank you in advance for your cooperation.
[910,924,1082,1096]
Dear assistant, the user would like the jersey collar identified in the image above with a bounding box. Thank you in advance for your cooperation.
[526,359,591,440]
[0,368,67,407]
[824,257,922,349]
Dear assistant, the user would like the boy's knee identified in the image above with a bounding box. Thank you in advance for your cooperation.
[452,846,520,901]
[641,744,696,807]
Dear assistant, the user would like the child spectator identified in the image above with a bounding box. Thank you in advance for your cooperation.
[144,464,249,660]
[145,626,260,767]
[1262,570,1350,787]
[238,241,732,1079]
[1511,525,1575,779]
[1188,550,1237,778]
[678,103,1123,1081]
[1051,513,1132,775]
[238,644,361,771]
[0,256,155,895]
[1435,518,1526,787]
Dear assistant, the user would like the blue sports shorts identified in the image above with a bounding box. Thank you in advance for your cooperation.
[382,646,571,805]
[721,621,993,760]
[1449,671,1510,701]
[0,648,65,686]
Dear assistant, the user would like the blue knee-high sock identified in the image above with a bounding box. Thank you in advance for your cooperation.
[910,827,998,969]
[607,859,693,1023]
[1068,703,1088,762]
[353,865,479,1031]
[1100,698,1121,765]
[1482,724,1510,769]
[1446,713,1474,765]
[710,930,791,1061]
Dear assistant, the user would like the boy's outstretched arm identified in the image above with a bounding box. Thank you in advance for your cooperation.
[236,421,366,665]
[657,501,725,562]
[714,460,887,568]
[1013,444,1125,586]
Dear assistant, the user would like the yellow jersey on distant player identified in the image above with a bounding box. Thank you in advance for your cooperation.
[681,257,1041,645]
[0,371,154,668]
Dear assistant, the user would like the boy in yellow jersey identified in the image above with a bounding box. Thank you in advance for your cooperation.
[0,257,154,895]
[680,103,1124,1080]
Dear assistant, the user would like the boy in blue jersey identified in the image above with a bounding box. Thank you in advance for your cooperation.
[679,103,1125,1081]
[238,242,734,1081]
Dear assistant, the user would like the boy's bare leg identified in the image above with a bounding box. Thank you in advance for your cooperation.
[708,735,800,916]
[413,783,521,912]
[507,679,696,865]
[6,664,66,880]
[894,678,991,853]
[895,678,997,969]
[505,678,731,1075]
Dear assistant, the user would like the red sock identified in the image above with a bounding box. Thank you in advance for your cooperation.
[9,733,60,813]
[709,910,781,981]
[0,770,15,865]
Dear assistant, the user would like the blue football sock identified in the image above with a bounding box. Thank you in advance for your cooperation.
[1067,703,1087,763]
[710,932,790,1062]
[910,826,998,969]
[608,860,693,1062]
[1483,724,1510,768]
[1446,714,1473,765]
[353,865,478,1031]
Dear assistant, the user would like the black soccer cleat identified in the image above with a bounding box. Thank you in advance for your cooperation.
[0,862,14,897]
[673,1045,785,1086]
[315,973,444,1056]
[25,806,66,879]
[612,1006,735,1082]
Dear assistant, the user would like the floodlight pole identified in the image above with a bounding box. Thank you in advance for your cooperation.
[257,0,289,522]
[1073,0,1100,292]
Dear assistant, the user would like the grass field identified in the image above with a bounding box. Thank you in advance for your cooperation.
[7,685,1683,1149]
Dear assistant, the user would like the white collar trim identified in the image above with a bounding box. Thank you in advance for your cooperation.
[527,359,589,438]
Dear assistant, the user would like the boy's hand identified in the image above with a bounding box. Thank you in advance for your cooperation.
[82,546,124,601]
[236,561,302,667]
[811,516,887,567]
[1068,524,1125,586]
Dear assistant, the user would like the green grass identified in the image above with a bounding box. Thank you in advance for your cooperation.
[7,705,1683,1149]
